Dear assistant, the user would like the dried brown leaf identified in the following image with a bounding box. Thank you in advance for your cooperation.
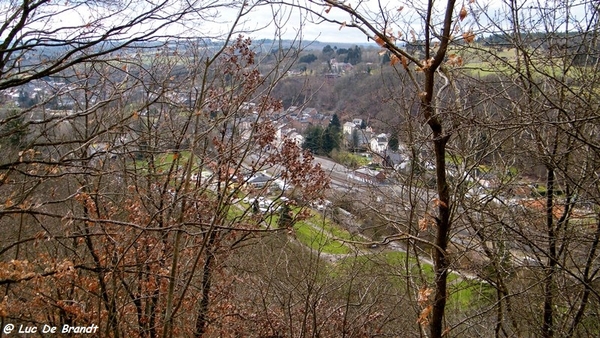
[418,218,429,231]
[433,198,448,208]
[463,30,475,43]
[401,55,408,70]
[447,53,464,67]
[417,305,433,325]
[418,286,433,306]
[459,5,468,21]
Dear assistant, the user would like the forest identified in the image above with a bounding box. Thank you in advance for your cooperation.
[0,0,599,337]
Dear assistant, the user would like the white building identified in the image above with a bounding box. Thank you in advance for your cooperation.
[287,132,304,147]
[369,133,389,154]
[343,121,355,135]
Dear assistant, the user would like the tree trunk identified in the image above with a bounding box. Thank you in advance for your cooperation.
[194,231,217,337]
[542,166,556,338]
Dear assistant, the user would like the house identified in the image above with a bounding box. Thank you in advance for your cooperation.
[246,172,272,188]
[302,107,318,116]
[287,132,304,148]
[369,134,388,154]
[330,58,354,73]
[348,167,387,185]
[343,121,355,135]
[286,106,299,118]
[384,150,407,169]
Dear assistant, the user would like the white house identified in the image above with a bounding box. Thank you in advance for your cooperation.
[287,132,304,148]
[330,59,354,73]
[369,134,389,154]
[343,121,355,135]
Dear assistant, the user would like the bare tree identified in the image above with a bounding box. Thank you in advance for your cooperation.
[474,1,600,336]
[273,0,600,337]
[0,2,333,337]
[271,0,472,336]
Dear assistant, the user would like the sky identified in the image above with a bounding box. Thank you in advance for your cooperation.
[225,0,595,44]
[6,0,593,47]
[212,2,371,44]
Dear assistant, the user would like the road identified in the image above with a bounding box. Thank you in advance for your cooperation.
[246,151,534,278]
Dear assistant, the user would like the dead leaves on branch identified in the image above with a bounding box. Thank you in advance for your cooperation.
[223,35,255,71]
[462,30,476,44]
[418,217,434,231]
[418,305,433,325]
[366,2,476,70]
[416,57,435,72]
[447,54,464,67]
[374,35,386,47]
[432,198,448,208]
[418,286,433,306]
[418,198,448,231]
[267,139,330,201]
[389,52,464,70]
[417,286,434,325]
[459,5,468,21]
[0,260,37,284]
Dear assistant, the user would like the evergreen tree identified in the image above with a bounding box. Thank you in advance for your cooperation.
[302,116,343,155]
[351,128,360,152]
[302,125,325,154]
[336,48,348,55]
[329,113,341,130]
[321,45,335,60]
[299,53,317,64]
[322,127,336,154]
[388,132,399,151]
[278,203,294,228]
[345,46,362,65]
[323,114,342,153]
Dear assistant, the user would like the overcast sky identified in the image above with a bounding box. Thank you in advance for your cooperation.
[9,0,592,46]
[213,3,372,44]
[223,0,594,44]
